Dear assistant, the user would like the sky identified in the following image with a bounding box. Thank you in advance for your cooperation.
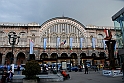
[0,0,124,26]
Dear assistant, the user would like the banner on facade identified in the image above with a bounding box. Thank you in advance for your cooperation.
[70,38,73,50]
[30,40,34,54]
[92,37,96,49]
[80,38,83,50]
[57,37,60,48]
[43,38,47,50]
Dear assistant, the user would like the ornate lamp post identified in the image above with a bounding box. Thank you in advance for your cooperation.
[8,32,20,64]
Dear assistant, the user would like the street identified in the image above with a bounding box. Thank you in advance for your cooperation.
[44,70,123,83]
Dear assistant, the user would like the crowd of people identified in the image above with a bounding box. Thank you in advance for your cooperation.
[1,66,14,83]
[0,65,21,83]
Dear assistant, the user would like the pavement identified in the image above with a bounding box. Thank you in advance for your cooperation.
[1,70,123,83]
[43,70,123,83]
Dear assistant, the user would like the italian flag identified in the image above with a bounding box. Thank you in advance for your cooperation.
[104,29,111,37]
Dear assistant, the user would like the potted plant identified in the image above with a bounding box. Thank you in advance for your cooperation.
[22,60,41,83]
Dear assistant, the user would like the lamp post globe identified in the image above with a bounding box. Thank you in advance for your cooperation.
[8,32,20,64]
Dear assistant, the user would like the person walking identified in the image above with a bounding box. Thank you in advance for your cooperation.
[7,70,14,82]
[78,65,82,72]
[94,65,98,72]
[17,65,20,75]
[84,64,88,74]
[98,65,101,70]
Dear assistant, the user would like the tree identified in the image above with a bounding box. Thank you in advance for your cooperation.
[23,60,41,80]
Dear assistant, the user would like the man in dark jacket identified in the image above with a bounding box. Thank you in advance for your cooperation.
[17,65,20,75]
[84,65,88,74]
[7,70,14,82]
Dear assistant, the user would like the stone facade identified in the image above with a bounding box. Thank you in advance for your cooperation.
[0,17,120,66]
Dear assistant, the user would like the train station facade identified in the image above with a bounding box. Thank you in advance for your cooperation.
[0,17,120,66]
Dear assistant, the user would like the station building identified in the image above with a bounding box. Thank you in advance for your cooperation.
[0,17,120,66]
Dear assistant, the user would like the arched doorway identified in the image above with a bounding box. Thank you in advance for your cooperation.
[29,54,35,60]
[40,53,48,59]
[70,53,77,59]
[51,53,58,59]
[58,53,69,64]
[61,53,68,57]
[40,53,48,64]
[5,52,14,65]
[17,52,26,65]
[80,53,86,58]
[49,53,58,64]
[80,53,87,65]
[91,53,96,57]
[99,52,106,57]
[70,53,77,66]
[91,53,96,65]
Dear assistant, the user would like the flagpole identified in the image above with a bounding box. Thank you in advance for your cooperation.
[29,39,30,53]
[29,39,30,60]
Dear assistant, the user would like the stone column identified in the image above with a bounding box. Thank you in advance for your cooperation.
[78,56,80,65]
[105,40,116,69]
[14,57,16,64]
[2,56,5,65]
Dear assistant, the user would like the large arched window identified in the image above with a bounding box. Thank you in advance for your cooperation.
[40,17,87,48]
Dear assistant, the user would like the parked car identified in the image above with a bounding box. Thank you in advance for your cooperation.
[20,67,25,71]
[0,65,4,71]
[90,66,96,69]
[71,66,78,72]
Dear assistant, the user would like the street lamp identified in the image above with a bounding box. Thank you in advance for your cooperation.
[8,32,20,64]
